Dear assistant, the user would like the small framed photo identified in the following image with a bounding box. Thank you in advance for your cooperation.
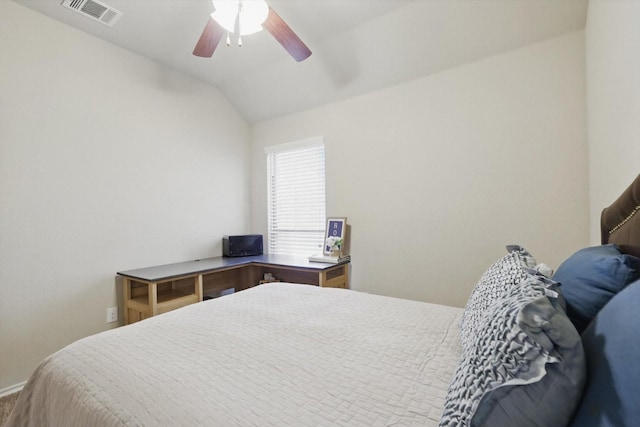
[324,217,347,255]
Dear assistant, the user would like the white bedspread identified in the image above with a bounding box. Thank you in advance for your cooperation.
[7,283,462,426]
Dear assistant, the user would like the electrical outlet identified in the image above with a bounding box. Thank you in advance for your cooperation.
[106,306,118,323]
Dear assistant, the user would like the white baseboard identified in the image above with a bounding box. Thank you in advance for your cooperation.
[0,381,26,398]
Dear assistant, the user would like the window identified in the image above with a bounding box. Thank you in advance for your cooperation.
[266,137,326,256]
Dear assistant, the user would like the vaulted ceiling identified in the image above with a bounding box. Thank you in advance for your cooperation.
[12,0,588,123]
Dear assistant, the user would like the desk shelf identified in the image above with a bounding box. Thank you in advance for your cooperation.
[123,275,203,324]
[128,289,199,317]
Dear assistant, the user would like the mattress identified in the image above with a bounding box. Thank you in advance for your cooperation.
[7,283,462,426]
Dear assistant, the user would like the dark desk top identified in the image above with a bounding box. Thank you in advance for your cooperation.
[117,254,348,282]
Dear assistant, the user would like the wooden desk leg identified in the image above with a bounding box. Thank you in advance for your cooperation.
[148,282,158,316]
[123,277,131,325]
[344,269,349,289]
[195,274,203,301]
[318,271,326,287]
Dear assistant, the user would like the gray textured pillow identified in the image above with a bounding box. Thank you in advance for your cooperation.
[441,275,585,427]
[459,245,537,351]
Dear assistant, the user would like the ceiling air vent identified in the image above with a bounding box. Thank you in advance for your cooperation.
[61,0,123,27]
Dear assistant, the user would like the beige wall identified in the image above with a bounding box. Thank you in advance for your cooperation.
[586,0,640,244]
[0,2,250,391]
[251,32,589,307]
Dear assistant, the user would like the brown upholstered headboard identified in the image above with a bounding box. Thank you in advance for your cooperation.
[601,174,640,258]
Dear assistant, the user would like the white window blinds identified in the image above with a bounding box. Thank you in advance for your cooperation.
[266,137,326,256]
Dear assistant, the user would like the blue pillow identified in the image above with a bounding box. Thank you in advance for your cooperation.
[552,245,640,334]
[569,280,640,427]
[441,272,585,427]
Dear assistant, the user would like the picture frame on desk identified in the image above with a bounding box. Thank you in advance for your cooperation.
[324,217,347,256]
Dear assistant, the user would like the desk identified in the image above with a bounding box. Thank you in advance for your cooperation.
[117,255,350,325]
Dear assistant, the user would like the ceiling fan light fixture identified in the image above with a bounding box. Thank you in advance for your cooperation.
[211,0,269,36]
[194,0,311,61]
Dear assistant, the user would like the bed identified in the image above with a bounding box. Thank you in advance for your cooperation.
[6,174,640,427]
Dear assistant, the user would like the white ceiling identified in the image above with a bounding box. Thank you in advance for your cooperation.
[12,0,588,123]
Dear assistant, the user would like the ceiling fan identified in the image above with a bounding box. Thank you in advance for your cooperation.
[193,0,312,62]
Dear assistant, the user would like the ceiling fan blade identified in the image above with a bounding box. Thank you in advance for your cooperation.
[193,17,225,57]
[263,7,312,62]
